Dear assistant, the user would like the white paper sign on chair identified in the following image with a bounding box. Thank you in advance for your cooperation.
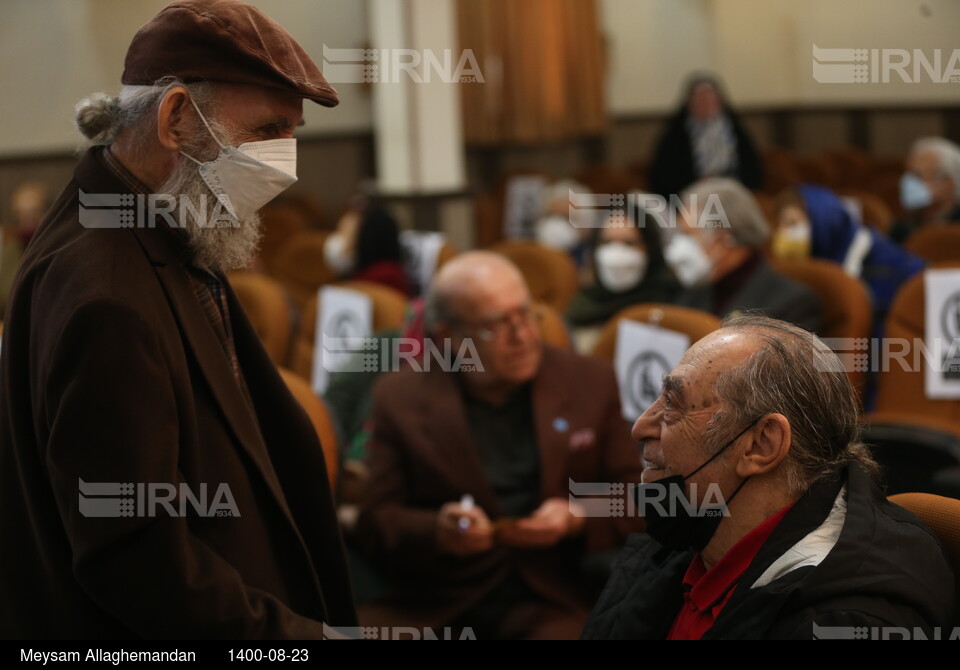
[924,268,960,399]
[614,320,690,422]
[312,286,374,395]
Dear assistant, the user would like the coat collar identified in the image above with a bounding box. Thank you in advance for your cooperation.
[73,147,306,541]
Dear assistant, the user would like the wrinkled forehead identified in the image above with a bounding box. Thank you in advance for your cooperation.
[453,263,531,315]
[670,330,759,400]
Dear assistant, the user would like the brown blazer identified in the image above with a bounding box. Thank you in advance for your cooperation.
[0,148,356,638]
[355,346,644,627]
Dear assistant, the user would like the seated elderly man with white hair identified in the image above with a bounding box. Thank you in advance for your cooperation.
[356,251,645,640]
[665,177,823,335]
[892,136,960,243]
[583,315,955,639]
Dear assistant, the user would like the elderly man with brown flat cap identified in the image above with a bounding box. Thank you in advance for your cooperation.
[0,0,355,638]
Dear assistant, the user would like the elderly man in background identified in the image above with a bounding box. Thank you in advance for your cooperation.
[665,177,823,334]
[0,0,355,637]
[892,136,960,243]
[355,251,644,639]
[584,315,955,639]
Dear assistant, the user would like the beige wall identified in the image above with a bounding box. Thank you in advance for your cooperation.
[1,0,956,223]
[2,0,955,157]
[601,0,960,113]
[0,0,372,158]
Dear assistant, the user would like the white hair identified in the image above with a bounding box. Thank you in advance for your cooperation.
[74,77,215,150]
[681,177,770,248]
[75,77,260,273]
[911,137,960,200]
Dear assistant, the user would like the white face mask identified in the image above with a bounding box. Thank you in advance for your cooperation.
[323,232,354,276]
[535,215,581,251]
[595,242,647,293]
[180,97,298,223]
[664,233,713,288]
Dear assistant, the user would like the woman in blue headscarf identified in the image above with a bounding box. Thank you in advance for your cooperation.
[774,184,925,336]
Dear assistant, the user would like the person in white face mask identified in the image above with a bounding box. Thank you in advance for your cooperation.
[0,0,356,638]
[668,178,824,336]
[566,206,680,353]
[891,137,960,244]
[532,180,590,262]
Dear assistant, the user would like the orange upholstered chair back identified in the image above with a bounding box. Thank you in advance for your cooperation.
[267,231,337,311]
[436,242,459,270]
[278,368,339,489]
[772,258,873,397]
[905,226,960,264]
[227,271,294,366]
[291,281,410,381]
[837,188,894,235]
[888,492,960,611]
[874,265,960,431]
[536,302,572,351]
[591,304,721,362]
[489,240,580,312]
[257,200,310,272]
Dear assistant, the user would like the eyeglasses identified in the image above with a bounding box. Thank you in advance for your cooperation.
[459,304,544,342]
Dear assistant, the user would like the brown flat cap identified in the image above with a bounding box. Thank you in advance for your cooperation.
[122,0,339,106]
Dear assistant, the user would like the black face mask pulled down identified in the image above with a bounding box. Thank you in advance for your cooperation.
[636,420,759,553]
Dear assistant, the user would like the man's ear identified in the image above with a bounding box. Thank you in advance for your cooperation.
[736,413,791,478]
[156,86,192,152]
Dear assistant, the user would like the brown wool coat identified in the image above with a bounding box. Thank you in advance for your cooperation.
[0,148,356,638]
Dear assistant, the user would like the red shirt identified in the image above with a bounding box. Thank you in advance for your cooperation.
[351,261,412,297]
[666,503,794,640]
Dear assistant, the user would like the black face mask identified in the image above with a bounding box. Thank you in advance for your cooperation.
[636,419,759,553]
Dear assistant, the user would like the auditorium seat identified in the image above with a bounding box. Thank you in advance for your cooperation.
[825,147,873,191]
[537,302,573,351]
[872,265,960,430]
[864,413,960,498]
[795,154,840,189]
[278,368,340,489]
[473,170,551,248]
[762,148,803,194]
[267,230,338,311]
[591,303,721,362]
[837,188,894,235]
[771,258,873,398]
[228,271,295,367]
[904,226,960,264]
[291,281,410,381]
[888,492,960,619]
[257,198,311,274]
[437,241,460,270]
[490,240,580,312]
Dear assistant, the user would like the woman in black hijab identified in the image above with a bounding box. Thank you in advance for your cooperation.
[649,73,764,198]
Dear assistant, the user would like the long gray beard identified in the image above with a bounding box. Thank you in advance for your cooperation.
[156,132,262,274]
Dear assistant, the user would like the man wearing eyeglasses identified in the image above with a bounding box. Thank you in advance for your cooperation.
[355,252,644,639]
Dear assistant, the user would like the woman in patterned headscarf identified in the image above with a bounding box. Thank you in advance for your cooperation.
[649,73,764,199]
